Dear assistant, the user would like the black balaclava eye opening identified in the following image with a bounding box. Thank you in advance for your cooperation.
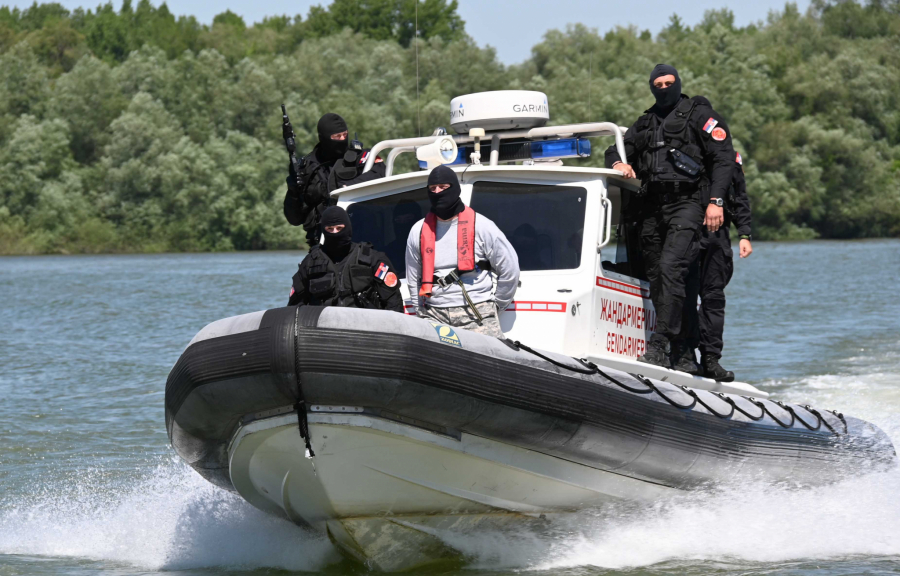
[317,113,349,161]
[320,206,353,262]
[427,165,465,220]
[649,64,682,115]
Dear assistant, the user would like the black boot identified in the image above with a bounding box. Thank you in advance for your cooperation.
[638,334,671,368]
[671,341,702,375]
[702,355,735,382]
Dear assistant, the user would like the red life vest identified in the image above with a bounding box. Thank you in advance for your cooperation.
[418,207,476,297]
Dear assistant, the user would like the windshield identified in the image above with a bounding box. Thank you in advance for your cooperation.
[469,181,587,271]
[346,188,429,279]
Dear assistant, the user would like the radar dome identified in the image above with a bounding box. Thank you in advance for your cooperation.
[449,91,549,134]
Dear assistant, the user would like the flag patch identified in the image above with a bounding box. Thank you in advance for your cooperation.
[375,262,389,281]
[703,118,718,133]
[736,151,743,165]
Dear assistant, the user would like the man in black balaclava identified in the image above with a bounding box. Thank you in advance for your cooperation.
[319,204,354,262]
[426,165,466,220]
[604,64,737,373]
[404,166,520,338]
[317,113,349,161]
[288,206,403,312]
[648,63,682,115]
[283,112,387,247]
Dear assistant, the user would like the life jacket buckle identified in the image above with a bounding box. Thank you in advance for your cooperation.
[436,269,460,289]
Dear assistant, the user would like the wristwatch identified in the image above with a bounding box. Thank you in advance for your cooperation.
[739,234,752,240]
[709,197,724,207]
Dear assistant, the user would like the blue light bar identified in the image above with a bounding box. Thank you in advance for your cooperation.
[418,138,591,168]
[531,138,591,160]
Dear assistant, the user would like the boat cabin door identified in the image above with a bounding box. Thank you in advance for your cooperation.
[589,178,657,361]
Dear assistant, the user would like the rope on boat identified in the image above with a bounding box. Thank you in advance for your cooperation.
[760,399,796,428]
[293,307,315,457]
[721,394,765,420]
[509,339,846,435]
[629,373,698,410]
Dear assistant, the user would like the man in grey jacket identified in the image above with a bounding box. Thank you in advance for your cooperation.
[405,166,520,338]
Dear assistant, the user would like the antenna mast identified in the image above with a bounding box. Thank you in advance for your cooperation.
[415,0,421,137]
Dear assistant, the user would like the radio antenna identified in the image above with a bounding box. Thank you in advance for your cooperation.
[415,0,421,137]
[588,50,593,122]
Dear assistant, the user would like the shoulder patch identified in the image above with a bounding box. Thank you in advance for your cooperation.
[359,151,368,164]
[290,286,295,297]
[711,127,727,141]
[385,271,398,288]
[702,118,718,134]
[736,151,743,165]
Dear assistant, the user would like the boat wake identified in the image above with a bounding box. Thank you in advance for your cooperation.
[2,365,898,574]
[0,459,338,572]
[435,467,900,572]
[444,364,900,572]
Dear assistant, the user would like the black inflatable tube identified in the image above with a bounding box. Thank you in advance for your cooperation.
[166,306,896,491]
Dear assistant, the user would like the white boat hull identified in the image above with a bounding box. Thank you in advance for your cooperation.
[229,411,674,569]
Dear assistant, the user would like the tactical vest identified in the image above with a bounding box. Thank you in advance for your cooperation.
[631,97,708,186]
[328,148,365,190]
[305,242,380,309]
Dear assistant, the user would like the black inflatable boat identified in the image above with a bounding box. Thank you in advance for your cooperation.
[166,306,896,569]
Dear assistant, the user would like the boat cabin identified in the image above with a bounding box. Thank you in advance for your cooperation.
[331,91,763,397]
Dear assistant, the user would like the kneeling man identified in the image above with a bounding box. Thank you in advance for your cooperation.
[405,166,520,337]
[289,206,404,312]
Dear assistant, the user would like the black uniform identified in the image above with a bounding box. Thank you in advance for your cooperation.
[684,152,752,361]
[288,242,404,311]
[605,69,736,352]
[283,113,386,246]
[288,206,403,312]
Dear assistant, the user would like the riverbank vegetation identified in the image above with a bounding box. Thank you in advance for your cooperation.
[1,0,899,254]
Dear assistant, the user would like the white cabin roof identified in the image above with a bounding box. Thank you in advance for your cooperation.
[332,164,638,202]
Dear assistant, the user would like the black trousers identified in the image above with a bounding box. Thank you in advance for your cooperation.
[640,196,704,341]
[683,226,734,358]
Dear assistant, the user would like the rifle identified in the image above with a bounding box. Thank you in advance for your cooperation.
[281,104,305,192]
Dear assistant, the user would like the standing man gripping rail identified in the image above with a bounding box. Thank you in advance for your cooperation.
[405,166,520,338]
[605,64,736,369]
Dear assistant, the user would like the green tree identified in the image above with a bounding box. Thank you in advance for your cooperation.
[1,0,899,254]
[306,0,463,46]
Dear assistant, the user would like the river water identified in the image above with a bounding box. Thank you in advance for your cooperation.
[1,240,899,575]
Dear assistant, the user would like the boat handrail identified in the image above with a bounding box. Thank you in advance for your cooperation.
[599,196,613,248]
[364,122,629,176]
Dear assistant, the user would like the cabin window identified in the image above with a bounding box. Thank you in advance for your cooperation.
[346,188,430,279]
[469,181,587,271]
[601,186,647,281]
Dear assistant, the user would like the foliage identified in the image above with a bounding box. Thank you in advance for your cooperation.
[0,0,898,254]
